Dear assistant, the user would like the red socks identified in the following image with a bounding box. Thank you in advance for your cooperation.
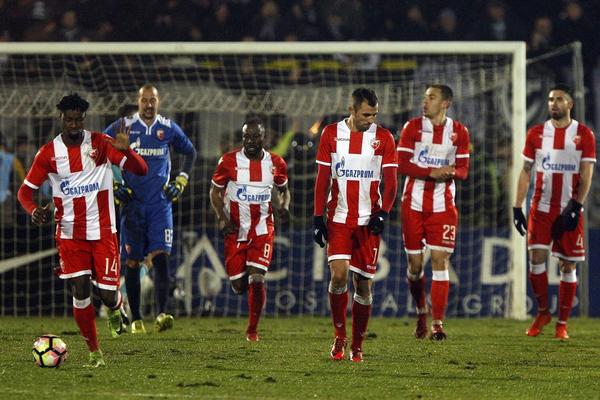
[247,281,265,334]
[558,281,577,323]
[529,270,549,313]
[351,296,372,351]
[431,272,449,322]
[72,298,99,352]
[408,274,426,311]
[329,288,349,338]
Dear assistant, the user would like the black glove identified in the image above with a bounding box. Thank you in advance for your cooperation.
[512,207,527,237]
[313,215,328,248]
[368,210,388,235]
[552,199,582,240]
[113,182,134,206]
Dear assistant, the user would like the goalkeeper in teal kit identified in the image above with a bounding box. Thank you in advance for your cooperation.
[105,84,197,334]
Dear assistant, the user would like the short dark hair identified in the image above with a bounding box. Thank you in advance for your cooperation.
[56,93,89,113]
[549,84,573,98]
[427,84,453,101]
[351,87,378,110]
[243,116,265,134]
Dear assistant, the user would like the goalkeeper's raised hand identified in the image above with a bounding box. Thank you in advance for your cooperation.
[113,182,134,206]
[164,173,189,202]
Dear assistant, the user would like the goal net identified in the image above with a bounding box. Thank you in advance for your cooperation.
[0,42,527,319]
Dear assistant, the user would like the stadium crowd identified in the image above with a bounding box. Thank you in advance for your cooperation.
[0,0,597,58]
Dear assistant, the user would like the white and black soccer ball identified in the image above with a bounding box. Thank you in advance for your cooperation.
[32,334,68,368]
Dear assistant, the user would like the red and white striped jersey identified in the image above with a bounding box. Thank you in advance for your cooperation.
[523,119,596,213]
[316,120,398,226]
[211,149,288,241]
[397,116,470,212]
[24,131,127,240]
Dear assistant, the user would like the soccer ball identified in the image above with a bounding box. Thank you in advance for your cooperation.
[32,334,68,368]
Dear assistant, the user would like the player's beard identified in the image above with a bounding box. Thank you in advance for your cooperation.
[244,144,261,158]
[550,109,565,120]
[65,129,83,141]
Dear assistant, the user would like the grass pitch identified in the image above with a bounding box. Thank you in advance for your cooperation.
[2,316,600,399]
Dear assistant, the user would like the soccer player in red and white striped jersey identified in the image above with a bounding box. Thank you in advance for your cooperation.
[210,118,290,342]
[313,88,398,362]
[513,85,596,340]
[397,84,470,341]
[17,94,148,367]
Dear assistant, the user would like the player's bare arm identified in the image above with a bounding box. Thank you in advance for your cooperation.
[575,161,594,204]
[514,160,533,207]
[209,184,236,234]
[275,185,291,225]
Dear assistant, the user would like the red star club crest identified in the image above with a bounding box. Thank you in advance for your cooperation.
[157,129,165,140]
[88,148,97,159]
[450,132,458,143]
[370,139,380,150]
[573,135,581,145]
[270,166,277,175]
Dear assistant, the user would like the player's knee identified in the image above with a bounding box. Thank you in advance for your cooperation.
[69,277,90,299]
[248,273,264,284]
[72,296,91,309]
[100,291,119,309]
[231,279,247,294]
[330,273,348,289]
[430,256,448,270]
[353,292,373,306]
[559,261,576,273]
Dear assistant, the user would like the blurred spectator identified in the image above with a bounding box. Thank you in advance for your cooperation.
[394,3,430,41]
[431,8,463,41]
[204,3,238,41]
[55,9,83,42]
[555,0,597,64]
[469,0,525,41]
[0,135,25,205]
[527,16,555,58]
[152,0,193,41]
[285,0,323,41]
[250,0,283,41]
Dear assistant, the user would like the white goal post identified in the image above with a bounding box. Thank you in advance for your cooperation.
[0,42,526,319]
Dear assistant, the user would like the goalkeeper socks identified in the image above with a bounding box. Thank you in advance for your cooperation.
[125,265,142,321]
[72,297,99,352]
[152,253,170,314]
[328,284,348,338]
[247,274,265,334]
[558,271,577,323]
[431,270,450,322]
[407,271,426,312]
[529,263,549,313]
[351,294,372,351]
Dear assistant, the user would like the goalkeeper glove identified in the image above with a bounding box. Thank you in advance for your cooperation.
[165,173,189,202]
[113,182,134,206]
[312,215,328,248]
[368,210,388,235]
[552,199,582,240]
[512,207,527,237]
